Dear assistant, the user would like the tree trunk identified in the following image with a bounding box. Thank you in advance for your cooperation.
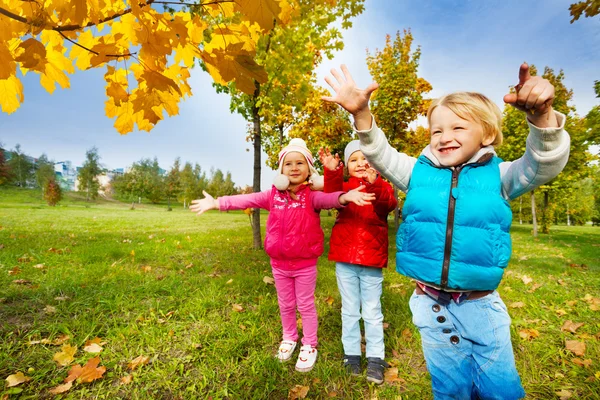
[531,190,538,237]
[567,204,570,226]
[251,81,263,250]
[541,190,550,234]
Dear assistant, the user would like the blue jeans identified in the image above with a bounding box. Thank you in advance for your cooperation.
[409,290,525,400]
[335,262,384,359]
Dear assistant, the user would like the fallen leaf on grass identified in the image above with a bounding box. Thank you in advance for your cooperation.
[54,344,77,366]
[555,309,567,316]
[324,296,334,306]
[556,389,573,399]
[232,304,244,312]
[401,328,412,340]
[8,266,21,275]
[561,321,584,334]
[558,279,567,286]
[392,349,400,358]
[518,329,540,341]
[565,300,577,307]
[33,263,45,269]
[263,276,275,285]
[55,295,69,301]
[48,381,73,394]
[128,355,149,370]
[509,301,525,309]
[572,358,592,368]
[328,391,338,397]
[120,375,133,385]
[140,265,151,273]
[65,356,106,383]
[384,367,406,384]
[383,322,390,330]
[18,255,34,263]
[288,385,309,399]
[565,340,586,356]
[83,338,105,353]
[5,372,31,387]
[297,318,302,329]
[12,279,32,285]
[521,275,533,285]
[44,305,56,314]
[185,263,193,269]
[226,279,233,284]
[527,283,543,293]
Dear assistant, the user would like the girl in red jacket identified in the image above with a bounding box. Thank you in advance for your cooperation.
[319,140,397,384]
[191,138,374,373]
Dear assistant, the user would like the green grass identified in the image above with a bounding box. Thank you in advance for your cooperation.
[0,188,599,399]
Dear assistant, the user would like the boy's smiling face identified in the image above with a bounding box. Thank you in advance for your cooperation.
[429,105,493,167]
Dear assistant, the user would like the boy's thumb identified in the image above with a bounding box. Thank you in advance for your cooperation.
[503,93,517,105]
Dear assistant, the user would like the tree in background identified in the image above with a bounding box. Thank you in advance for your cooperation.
[165,158,182,211]
[7,144,34,187]
[213,0,365,249]
[206,169,237,198]
[1,0,292,134]
[77,147,102,201]
[44,178,63,206]
[35,154,56,198]
[179,162,207,209]
[0,145,12,186]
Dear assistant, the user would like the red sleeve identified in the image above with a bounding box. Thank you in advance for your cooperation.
[367,176,398,217]
[323,164,344,193]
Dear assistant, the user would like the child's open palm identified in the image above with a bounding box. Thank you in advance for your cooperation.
[322,65,378,117]
[190,191,219,215]
[318,147,341,171]
[341,185,376,206]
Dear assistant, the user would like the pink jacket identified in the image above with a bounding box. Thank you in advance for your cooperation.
[218,185,344,270]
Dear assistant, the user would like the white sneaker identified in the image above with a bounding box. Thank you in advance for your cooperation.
[276,340,297,362]
[295,344,317,372]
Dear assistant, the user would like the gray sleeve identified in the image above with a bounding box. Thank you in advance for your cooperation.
[500,111,570,200]
[355,116,417,192]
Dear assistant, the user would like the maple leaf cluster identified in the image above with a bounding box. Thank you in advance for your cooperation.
[0,0,293,133]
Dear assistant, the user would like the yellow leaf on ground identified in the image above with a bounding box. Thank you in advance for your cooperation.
[66,356,106,383]
[44,305,56,314]
[521,275,533,285]
[6,371,31,387]
[518,328,540,341]
[297,318,302,329]
[556,389,573,399]
[226,279,233,284]
[128,355,149,370]
[401,328,412,340]
[232,304,244,312]
[325,296,334,305]
[263,276,275,285]
[572,358,592,368]
[53,344,77,366]
[384,367,406,384]
[509,301,525,308]
[565,340,586,356]
[0,76,24,114]
[288,384,309,399]
[561,320,584,334]
[83,343,103,353]
[120,374,133,385]
[48,381,73,394]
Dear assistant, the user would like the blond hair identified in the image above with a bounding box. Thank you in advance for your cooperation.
[427,92,503,147]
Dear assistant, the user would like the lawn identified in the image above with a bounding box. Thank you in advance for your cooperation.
[1,188,599,399]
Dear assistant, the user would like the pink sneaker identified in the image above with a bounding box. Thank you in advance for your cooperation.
[276,340,297,362]
[295,344,317,372]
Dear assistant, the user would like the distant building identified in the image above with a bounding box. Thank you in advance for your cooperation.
[55,161,78,191]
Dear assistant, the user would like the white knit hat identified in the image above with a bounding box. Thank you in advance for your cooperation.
[273,138,324,191]
[344,140,361,165]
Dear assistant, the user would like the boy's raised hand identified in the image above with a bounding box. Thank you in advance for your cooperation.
[339,184,376,206]
[322,65,378,129]
[503,63,558,128]
[366,164,378,184]
[190,191,219,215]
[318,147,341,171]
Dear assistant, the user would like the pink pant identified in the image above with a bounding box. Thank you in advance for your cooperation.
[272,265,318,347]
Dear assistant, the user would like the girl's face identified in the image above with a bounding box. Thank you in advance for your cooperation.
[429,105,492,167]
[281,152,310,189]
[346,150,370,179]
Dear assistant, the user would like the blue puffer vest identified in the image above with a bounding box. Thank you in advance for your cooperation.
[396,154,512,291]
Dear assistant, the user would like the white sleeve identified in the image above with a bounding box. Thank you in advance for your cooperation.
[500,111,570,200]
[355,116,417,192]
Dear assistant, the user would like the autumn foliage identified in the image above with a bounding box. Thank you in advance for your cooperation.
[0,0,292,133]
[43,178,62,206]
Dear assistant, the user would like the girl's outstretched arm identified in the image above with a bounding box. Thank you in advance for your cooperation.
[190,191,219,216]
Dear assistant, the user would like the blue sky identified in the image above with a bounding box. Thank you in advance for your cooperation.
[1,0,598,189]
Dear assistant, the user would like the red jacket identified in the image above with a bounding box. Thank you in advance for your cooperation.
[324,167,397,268]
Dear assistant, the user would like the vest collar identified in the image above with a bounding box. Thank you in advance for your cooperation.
[420,145,497,169]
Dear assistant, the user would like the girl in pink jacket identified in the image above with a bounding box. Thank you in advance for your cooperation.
[191,138,374,373]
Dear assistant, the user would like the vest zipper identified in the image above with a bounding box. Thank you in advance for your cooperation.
[441,167,461,289]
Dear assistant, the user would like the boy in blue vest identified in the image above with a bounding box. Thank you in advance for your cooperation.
[322,63,570,399]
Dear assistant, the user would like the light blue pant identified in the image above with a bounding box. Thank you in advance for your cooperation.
[409,290,525,400]
[335,262,384,359]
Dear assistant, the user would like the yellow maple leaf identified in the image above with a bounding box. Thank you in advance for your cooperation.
[66,356,106,383]
[14,38,47,72]
[6,371,31,387]
[0,42,16,79]
[128,355,150,370]
[235,0,282,31]
[0,76,24,114]
[53,344,77,366]
[48,381,73,394]
[565,340,586,357]
[288,384,310,399]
